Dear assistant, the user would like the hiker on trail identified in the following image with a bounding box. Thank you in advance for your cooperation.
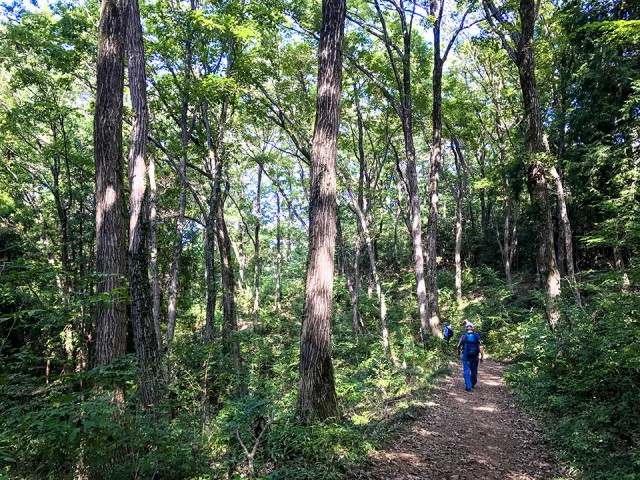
[457,323,484,391]
[443,323,454,344]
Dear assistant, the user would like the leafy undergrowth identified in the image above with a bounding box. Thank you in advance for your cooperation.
[485,269,640,480]
[0,278,450,480]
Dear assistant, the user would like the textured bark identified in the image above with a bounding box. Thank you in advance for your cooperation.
[448,132,469,304]
[337,216,363,335]
[93,0,128,368]
[496,147,517,285]
[216,185,244,396]
[126,0,165,411]
[550,165,581,305]
[204,212,217,342]
[518,0,561,328]
[148,155,162,346]
[165,17,193,352]
[202,98,223,343]
[252,164,262,327]
[484,0,561,327]
[377,0,430,341]
[297,0,345,424]
[427,31,443,335]
[274,191,282,313]
[427,0,465,336]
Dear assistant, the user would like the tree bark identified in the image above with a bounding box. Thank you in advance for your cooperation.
[216,183,244,397]
[253,164,262,328]
[496,147,515,285]
[484,0,562,327]
[148,155,162,347]
[382,0,430,341]
[126,0,165,411]
[449,134,467,305]
[165,13,193,353]
[427,0,444,334]
[274,190,282,313]
[297,0,345,424]
[550,165,581,305]
[517,0,561,328]
[336,215,363,335]
[93,0,128,369]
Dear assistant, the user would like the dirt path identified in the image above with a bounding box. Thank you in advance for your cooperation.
[355,359,561,480]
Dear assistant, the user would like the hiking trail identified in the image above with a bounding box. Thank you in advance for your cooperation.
[354,359,562,480]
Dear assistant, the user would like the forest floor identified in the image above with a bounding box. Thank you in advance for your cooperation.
[352,358,565,480]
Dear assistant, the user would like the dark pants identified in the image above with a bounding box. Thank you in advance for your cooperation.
[461,353,479,389]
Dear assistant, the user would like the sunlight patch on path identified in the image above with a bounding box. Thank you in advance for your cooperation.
[360,360,561,480]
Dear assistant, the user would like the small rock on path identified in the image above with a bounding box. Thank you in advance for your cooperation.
[354,359,561,480]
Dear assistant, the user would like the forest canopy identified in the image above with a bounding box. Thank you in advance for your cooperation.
[0,0,638,478]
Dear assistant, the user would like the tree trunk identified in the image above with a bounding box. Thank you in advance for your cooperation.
[93,0,128,369]
[253,164,262,328]
[550,165,581,305]
[454,191,463,304]
[518,0,561,328]
[274,190,282,313]
[216,184,244,396]
[148,155,162,347]
[427,48,443,336]
[126,0,164,411]
[336,216,363,335]
[202,98,224,343]
[297,0,345,424]
[448,131,468,304]
[165,19,193,353]
[204,210,217,342]
[397,14,429,342]
[426,0,455,336]
[496,148,514,285]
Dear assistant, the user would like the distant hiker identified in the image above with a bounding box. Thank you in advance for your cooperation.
[457,322,484,391]
[443,323,454,344]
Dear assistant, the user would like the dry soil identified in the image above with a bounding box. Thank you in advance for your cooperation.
[353,359,562,480]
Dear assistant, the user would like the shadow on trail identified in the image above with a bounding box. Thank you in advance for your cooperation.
[356,360,561,480]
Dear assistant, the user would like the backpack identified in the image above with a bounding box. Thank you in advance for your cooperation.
[443,325,453,339]
[463,332,480,356]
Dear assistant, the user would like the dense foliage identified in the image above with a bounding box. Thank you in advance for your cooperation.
[0,0,638,478]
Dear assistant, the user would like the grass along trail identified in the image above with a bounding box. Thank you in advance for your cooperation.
[355,359,563,480]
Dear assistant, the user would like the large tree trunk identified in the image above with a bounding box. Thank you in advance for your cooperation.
[274,190,282,313]
[216,183,244,397]
[368,0,428,342]
[352,94,389,352]
[550,165,581,305]
[165,19,193,353]
[397,4,430,341]
[148,156,162,347]
[518,0,561,328]
[448,132,468,304]
[427,16,443,335]
[126,0,165,411]
[93,0,128,370]
[297,0,345,424]
[484,0,562,328]
[252,164,262,328]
